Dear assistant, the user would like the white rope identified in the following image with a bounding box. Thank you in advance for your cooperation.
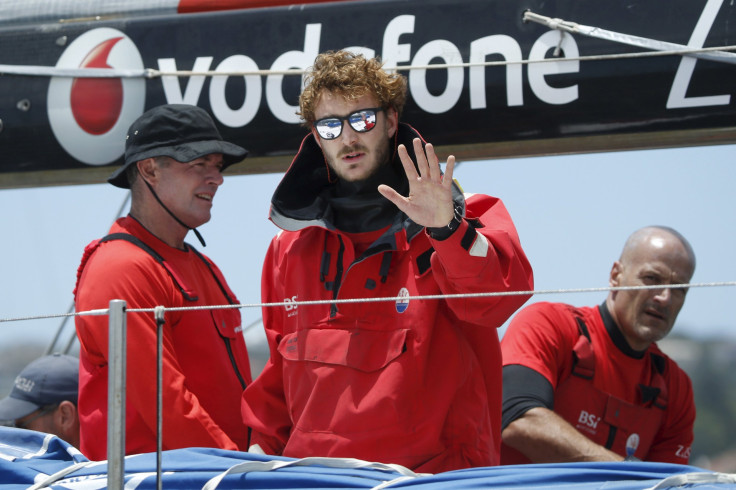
[0,308,108,324]
[201,456,427,490]
[643,471,736,490]
[370,475,425,489]
[1,281,734,324]
[2,43,735,79]
[26,461,96,490]
[523,10,736,65]
[0,65,155,78]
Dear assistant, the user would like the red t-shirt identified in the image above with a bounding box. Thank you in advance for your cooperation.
[501,302,694,463]
[74,216,252,460]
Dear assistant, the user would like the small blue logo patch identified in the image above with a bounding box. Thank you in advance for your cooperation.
[396,287,410,313]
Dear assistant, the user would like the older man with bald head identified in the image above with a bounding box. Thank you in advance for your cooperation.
[500,226,696,465]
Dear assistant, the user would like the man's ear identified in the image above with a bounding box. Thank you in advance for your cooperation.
[385,107,399,138]
[137,158,158,185]
[609,261,623,287]
[57,400,77,429]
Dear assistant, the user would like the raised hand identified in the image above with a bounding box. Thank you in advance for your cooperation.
[378,138,456,228]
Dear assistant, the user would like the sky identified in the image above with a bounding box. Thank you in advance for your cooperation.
[1,143,735,361]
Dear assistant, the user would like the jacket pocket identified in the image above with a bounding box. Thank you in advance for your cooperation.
[278,328,407,372]
[276,327,412,435]
[210,308,242,339]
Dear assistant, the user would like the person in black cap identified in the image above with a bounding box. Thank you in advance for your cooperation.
[0,353,80,448]
[73,104,253,460]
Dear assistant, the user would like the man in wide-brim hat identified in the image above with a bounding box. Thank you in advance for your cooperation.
[74,104,253,460]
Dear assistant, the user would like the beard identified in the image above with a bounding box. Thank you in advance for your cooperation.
[326,136,392,183]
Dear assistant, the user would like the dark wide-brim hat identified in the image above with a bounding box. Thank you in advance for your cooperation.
[108,104,248,189]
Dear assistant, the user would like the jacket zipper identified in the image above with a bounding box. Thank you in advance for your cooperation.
[330,235,345,318]
[223,337,247,390]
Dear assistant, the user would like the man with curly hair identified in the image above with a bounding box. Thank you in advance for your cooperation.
[241,50,534,473]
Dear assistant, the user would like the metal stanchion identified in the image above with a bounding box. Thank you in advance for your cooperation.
[154,306,165,490]
[107,299,127,489]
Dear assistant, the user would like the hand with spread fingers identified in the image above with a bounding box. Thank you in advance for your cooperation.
[378,137,456,228]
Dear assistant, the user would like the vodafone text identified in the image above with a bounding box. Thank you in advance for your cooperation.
[157,1,727,129]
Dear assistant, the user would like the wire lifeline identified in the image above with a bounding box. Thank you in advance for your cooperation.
[2,43,736,79]
[131,45,736,74]
[112,43,736,75]
[115,281,736,314]
[1,281,734,323]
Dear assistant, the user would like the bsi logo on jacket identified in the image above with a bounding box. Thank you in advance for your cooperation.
[285,295,299,317]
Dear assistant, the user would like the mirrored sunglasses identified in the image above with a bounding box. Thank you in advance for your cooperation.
[314,107,384,140]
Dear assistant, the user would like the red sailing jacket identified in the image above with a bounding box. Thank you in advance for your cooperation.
[74,217,252,460]
[501,302,695,464]
[241,125,534,473]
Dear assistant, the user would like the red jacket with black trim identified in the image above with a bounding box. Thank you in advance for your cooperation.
[241,125,534,473]
[74,216,252,460]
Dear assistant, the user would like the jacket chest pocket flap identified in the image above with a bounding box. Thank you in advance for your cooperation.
[278,328,408,372]
[210,308,241,338]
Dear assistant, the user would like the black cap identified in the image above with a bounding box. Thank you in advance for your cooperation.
[108,104,248,188]
[0,354,79,421]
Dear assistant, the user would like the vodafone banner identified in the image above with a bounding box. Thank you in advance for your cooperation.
[0,0,734,188]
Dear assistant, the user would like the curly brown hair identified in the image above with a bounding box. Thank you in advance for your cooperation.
[298,50,407,127]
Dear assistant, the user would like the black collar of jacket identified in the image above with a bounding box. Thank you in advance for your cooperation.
[598,302,648,359]
[269,123,466,238]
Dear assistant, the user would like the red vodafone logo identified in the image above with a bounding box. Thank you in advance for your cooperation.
[48,28,145,165]
[70,37,125,135]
